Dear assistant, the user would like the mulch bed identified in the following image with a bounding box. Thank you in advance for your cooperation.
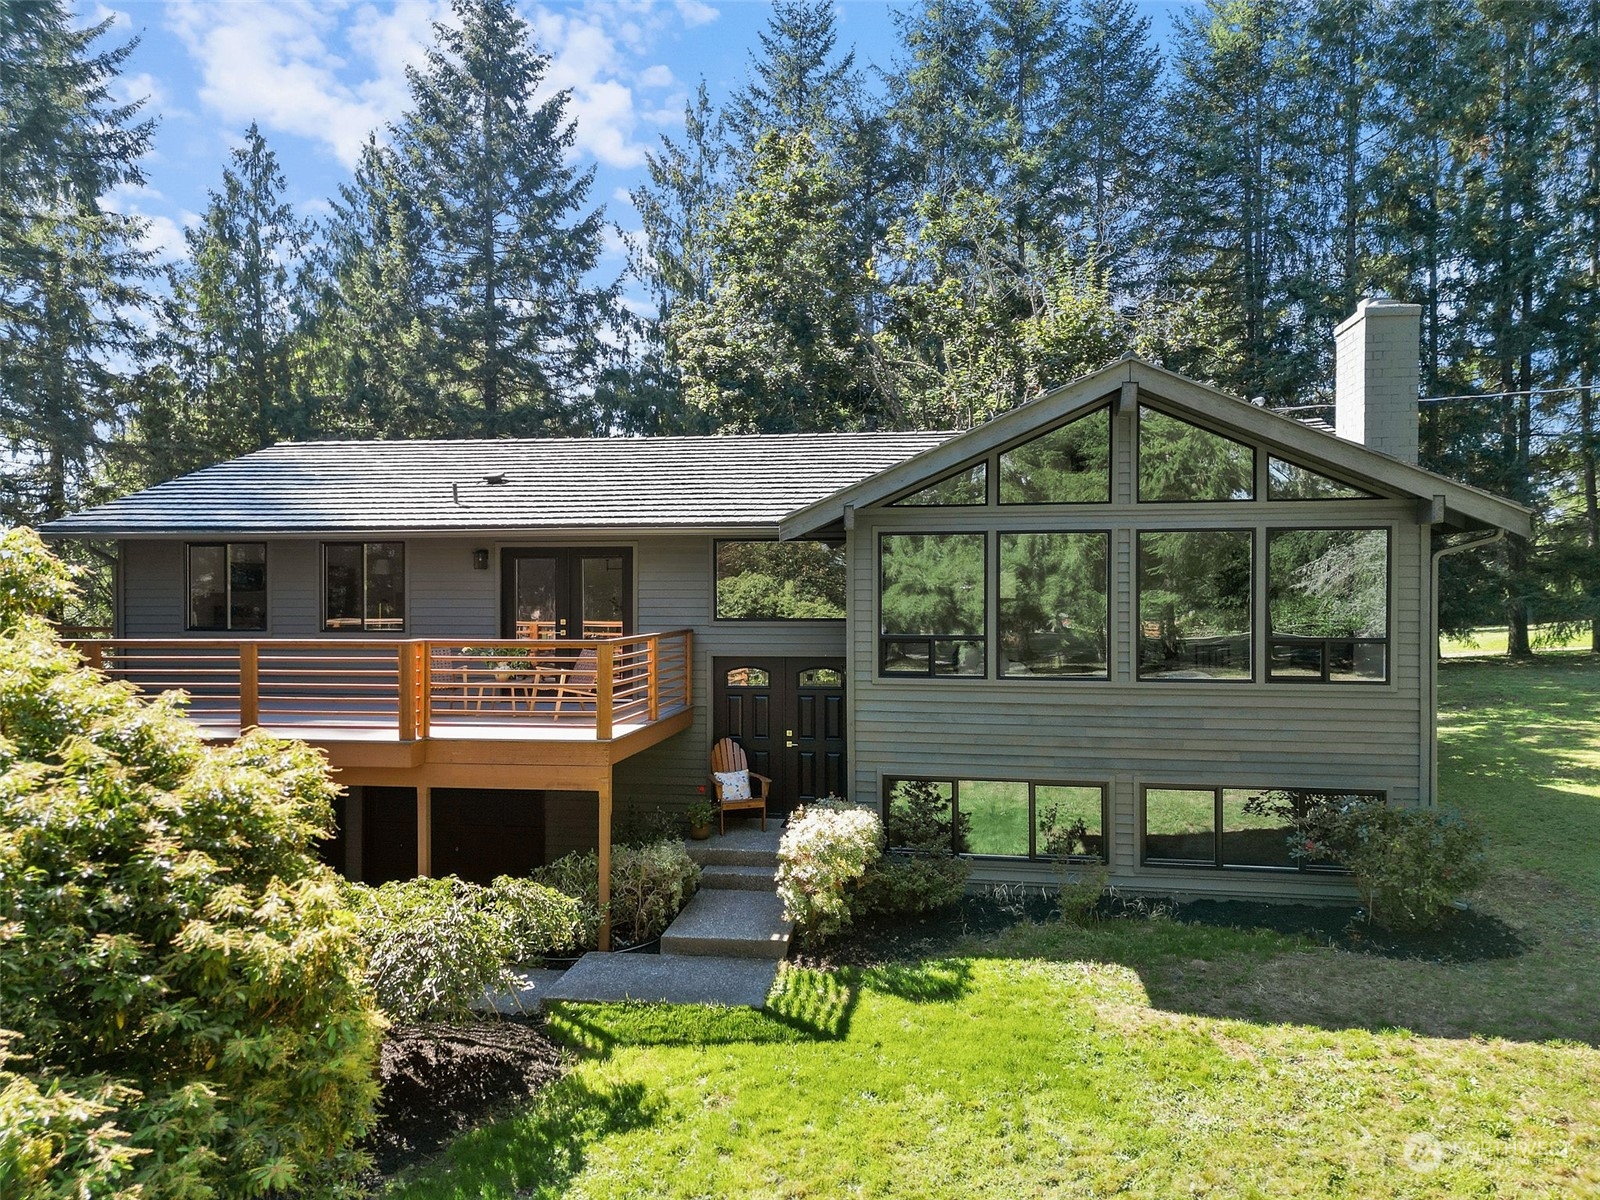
[801,888,1526,968]
[360,1018,568,1183]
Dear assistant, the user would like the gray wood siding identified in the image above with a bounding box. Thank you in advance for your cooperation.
[612,535,845,814]
[848,402,1430,898]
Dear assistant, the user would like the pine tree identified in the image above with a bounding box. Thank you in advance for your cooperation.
[1059,0,1163,270]
[727,0,858,145]
[128,125,314,481]
[0,1,154,524]
[392,0,619,436]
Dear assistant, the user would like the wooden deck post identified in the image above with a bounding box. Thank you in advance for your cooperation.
[416,784,432,878]
[417,643,432,739]
[239,643,259,730]
[597,771,612,951]
[646,635,659,721]
[81,641,104,672]
[595,641,614,740]
[398,643,416,741]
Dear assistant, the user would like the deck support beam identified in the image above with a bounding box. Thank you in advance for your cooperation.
[416,784,432,877]
[597,772,613,952]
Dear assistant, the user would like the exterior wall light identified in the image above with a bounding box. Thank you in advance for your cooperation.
[472,548,490,570]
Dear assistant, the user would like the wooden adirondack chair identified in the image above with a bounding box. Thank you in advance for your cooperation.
[709,737,770,833]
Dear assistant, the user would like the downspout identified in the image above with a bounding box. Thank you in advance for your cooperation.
[1426,528,1507,807]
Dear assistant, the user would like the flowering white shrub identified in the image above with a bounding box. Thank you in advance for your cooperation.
[776,802,883,936]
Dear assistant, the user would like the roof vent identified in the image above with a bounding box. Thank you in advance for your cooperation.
[483,472,510,486]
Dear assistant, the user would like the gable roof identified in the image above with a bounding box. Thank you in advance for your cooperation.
[41,432,953,537]
[778,358,1533,540]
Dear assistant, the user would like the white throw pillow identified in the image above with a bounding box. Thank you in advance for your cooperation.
[714,769,752,801]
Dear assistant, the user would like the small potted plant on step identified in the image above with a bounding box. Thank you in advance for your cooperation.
[686,799,716,840]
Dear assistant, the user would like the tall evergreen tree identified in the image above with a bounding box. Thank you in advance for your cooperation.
[392,0,619,436]
[728,0,858,145]
[127,125,314,481]
[0,1,153,524]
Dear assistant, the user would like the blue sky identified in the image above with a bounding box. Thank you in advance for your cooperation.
[86,0,1186,304]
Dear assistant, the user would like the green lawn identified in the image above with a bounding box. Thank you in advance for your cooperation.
[385,658,1600,1199]
[1440,624,1596,657]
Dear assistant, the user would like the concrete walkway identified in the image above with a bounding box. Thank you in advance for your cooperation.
[542,820,793,1008]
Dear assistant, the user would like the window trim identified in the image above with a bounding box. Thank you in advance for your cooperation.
[185,541,268,632]
[884,775,1109,863]
[1265,525,1392,685]
[877,530,989,678]
[996,529,1112,681]
[711,538,847,623]
[321,541,407,634]
[996,402,1115,506]
[1139,784,1378,872]
[1136,403,1258,504]
[1134,527,1256,683]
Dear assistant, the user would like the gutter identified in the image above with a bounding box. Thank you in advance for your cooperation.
[1425,528,1508,807]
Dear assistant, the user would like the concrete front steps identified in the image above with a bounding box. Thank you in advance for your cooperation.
[542,819,792,1009]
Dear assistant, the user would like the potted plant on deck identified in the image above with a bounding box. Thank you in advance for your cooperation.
[686,799,716,840]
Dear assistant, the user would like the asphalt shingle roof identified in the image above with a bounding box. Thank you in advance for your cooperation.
[41,433,956,536]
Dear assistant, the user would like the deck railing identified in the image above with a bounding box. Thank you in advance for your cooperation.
[74,632,694,742]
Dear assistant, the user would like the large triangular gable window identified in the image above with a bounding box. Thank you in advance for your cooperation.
[889,462,987,506]
[999,405,1111,504]
[1267,457,1378,500]
[1138,406,1254,501]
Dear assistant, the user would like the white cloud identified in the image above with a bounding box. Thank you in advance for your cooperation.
[674,0,719,28]
[104,183,195,261]
[638,63,675,88]
[165,0,440,168]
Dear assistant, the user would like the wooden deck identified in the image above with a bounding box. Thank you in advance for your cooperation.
[75,631,692,745]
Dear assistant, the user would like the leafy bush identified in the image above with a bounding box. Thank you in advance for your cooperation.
[532,839,700,948]
[776,804,883,936]
[1333,803,1489,932]
[487,876,587,961]
[342,876,508,1022]
[1055,862,1111,924]
[855,853,970,919]
[1243,790,1489,931]
[0,529,383,1198]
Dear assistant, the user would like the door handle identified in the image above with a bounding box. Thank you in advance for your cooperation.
[785,740,797,748]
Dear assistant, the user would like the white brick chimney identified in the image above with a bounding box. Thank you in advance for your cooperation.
[1334,297,1422,464]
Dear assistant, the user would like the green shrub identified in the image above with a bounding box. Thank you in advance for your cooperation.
[776,804,883,937]
[532,839,700,948]
[0,529,383,1198]
[1333,803,1489,932]
[342,876,507,1022]
[855,853,970,919]
[487,876,587,961]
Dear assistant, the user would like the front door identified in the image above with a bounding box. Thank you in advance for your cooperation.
[501,548,632,638]
[713,656,846,814]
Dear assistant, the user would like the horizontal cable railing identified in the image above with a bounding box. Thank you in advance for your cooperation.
[72,631,694,742]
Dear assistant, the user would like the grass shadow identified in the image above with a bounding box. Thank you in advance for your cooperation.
[857,956,973,1003]
[382,1074,658,1199]
[544,966,858,1057]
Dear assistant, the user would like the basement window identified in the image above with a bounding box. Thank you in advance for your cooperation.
[884,777,1107,862]
[1142,786,1376,870]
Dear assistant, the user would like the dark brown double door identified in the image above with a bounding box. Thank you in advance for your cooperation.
[501,547,632,638]
[713,657,847,815]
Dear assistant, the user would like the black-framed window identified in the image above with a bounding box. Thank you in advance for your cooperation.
[1142,786,1376,871]
[1267,457,1378,500]
[879,533,986,676]
[998,531,1110,678]
[714,539,845,620]
[323,542,405,632]
[187,543,267,631]
[1267,527,1389,683]
[998,405,1112,504]
[1137,529,1253,680]
[889,463,988,506]
[885,776,1107,862]
[1138,406,1255,502]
